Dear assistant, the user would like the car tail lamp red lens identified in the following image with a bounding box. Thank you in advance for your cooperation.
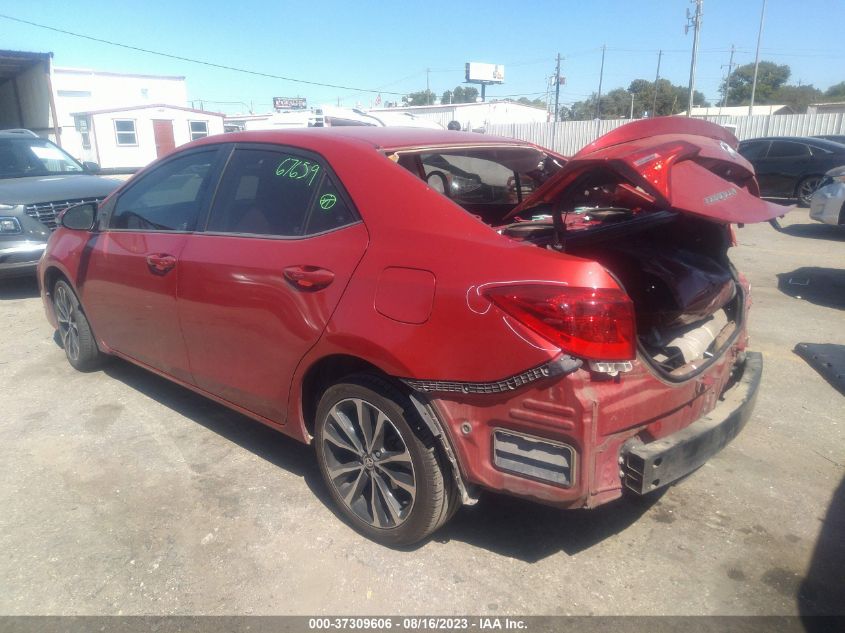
[630,142,696,201]
[484,285,636,361]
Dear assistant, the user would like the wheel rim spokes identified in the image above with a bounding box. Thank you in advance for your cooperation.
[55,286,80,361]
[321,397,417,529]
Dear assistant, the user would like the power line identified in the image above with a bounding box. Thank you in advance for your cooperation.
[0,12,406,96]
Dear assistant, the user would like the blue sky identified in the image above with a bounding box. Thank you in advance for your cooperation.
[3,1,844,113]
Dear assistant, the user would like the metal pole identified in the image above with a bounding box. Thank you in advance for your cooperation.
[720,44,736,113]
[652,50,662,117]
[595,45,606,119]
[686,0,703,117]
[554,53,561,123]
[629,93,634,119]
[749,0,767,115]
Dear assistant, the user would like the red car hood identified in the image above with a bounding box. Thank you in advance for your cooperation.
[512,117,785,224]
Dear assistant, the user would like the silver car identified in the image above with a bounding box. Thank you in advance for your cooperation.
[809,166,845,226]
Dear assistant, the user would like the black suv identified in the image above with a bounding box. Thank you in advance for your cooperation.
[0,130,121,278]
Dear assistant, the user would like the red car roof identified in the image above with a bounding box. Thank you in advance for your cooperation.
[190,127,533,153]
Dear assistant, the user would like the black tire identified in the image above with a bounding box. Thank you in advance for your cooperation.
[53,279,103,372]
[796,175,824,207]
[314,373,456,546]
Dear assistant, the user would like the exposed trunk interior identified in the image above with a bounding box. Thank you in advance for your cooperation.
[393,143,748,379]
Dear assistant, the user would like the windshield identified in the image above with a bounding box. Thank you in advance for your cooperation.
[0,137,84,178]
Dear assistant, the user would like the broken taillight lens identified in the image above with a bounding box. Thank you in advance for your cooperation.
[484,284,636,361]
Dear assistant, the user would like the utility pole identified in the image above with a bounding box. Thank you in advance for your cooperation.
[629,93,635,119]
[554,53,562,122]
[749,0,768,115]
[596,45,606,119]
[720,44,736,111]
[686,0,703,117]
[652,49,663,117]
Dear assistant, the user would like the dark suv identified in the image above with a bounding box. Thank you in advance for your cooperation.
[0,129,120,279]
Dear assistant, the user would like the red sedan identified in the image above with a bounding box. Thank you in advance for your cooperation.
[39,118,782,545]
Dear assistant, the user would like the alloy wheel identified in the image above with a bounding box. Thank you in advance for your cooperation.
[320,398,417,529]
[798,176,824,206]
[54,284,80,361]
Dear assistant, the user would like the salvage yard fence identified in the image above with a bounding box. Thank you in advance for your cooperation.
[483,113,845,156]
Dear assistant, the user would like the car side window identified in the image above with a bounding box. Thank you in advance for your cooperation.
[767,141,811,159]
[737,141,769,161]
[304,175,356,235]
[207,148,324,237]
[111,150,217,231]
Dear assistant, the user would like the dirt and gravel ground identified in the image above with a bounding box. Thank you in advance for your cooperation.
[0,208,842,616]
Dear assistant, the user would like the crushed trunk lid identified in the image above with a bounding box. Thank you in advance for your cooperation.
[509,117,785,225]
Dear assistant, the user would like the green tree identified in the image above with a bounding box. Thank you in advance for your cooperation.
[404,90,436,106]
[825,81,845,100]
[516,96,547,109]
[568,79,708,120]
[440,90,453,104]
[721,61,791,105]
[451,86,479,104]
[773,84,823,113]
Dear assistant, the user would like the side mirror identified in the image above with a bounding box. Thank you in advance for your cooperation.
[83,161,101,173]
[61,202,98,231]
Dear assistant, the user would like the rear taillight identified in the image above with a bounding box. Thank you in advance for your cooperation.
[484,284,636,361]
[629,142,696,200]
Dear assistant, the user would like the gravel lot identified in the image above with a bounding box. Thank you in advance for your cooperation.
[0,208,843,617]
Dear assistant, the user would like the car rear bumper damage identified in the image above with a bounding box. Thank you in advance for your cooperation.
[621,351,763,494]
[421,349,762,509]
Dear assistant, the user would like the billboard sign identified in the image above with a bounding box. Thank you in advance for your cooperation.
[465,62,505,84]
[273,97,307,110]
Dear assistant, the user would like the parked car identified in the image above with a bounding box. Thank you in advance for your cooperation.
[809,165,845,226]
[737,136,845,206]
[812,134,845,146]
[39,119,781,545]
[0,129,121,279]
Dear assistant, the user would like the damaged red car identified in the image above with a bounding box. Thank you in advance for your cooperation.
[39,118,782,545]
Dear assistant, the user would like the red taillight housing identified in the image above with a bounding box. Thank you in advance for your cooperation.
[484,284,636,361]
[629,142,696,201]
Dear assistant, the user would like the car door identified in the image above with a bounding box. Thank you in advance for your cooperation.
[754,140,813,197]
[81,147,225,382]
[177,145,368,424]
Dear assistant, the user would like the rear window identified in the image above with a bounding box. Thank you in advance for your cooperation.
[393,146,562,225]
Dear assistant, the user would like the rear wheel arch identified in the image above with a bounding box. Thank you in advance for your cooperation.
[313,371,461,544]
[300,354,392,440]
[299,353,470,505]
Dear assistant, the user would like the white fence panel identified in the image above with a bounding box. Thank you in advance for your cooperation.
[486,113,845,155]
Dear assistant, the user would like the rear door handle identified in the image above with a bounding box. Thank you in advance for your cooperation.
[146,253,177,275]
[283,265,335,291]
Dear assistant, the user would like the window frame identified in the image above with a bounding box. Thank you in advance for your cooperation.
[766,140,811,159]
[113,119,138,147]
[104,145,229,234]
[189,120,209,141]
[198,142,361,240]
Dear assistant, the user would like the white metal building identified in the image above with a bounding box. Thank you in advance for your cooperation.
[52,67,190,162]
[70,104,225,170]
[370,101,550,132]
